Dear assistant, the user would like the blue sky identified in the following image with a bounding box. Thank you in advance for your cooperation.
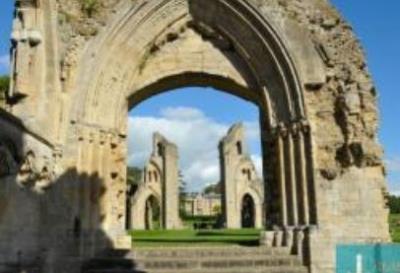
[0,1,399,193]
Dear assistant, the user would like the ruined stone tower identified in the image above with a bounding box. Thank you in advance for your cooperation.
[219,123,264,229]
[129,133,181,230]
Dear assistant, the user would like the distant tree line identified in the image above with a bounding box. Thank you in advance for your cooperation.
[203,182,222,195]
[389,195,400,214]
[127,166,142,186]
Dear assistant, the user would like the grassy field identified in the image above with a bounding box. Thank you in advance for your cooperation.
[129,215,400,247]
[390,214,400,242]
[129,229,262,247]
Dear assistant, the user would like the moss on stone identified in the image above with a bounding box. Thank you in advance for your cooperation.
[81,0,99,17]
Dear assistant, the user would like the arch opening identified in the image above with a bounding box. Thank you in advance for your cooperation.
[127,86,265,235]
[241,194,256,229]
[68,0,318,256]
[145,195,161,230]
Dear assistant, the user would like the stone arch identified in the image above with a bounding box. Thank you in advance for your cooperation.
[65,0,321,233]
[241,190,263,229]
[241,194,255,228]
[67,0,326,131]
[131,188,162,230]
[0,0,391,272]
[145,194,161,230]
[62,0,326,255]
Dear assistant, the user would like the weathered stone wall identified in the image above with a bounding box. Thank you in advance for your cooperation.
[129,132,181,230]
[252,2,390,272]
[0,0,390,273]
[219,123,264,229]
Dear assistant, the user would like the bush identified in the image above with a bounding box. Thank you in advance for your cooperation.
[389,195,400,214]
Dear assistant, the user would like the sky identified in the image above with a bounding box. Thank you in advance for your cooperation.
[128,89,262,192]
[0,1,399,193]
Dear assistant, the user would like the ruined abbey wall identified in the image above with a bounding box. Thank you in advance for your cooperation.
[129,133,181,230]
[219,123,264,229]
[0,1,390,273]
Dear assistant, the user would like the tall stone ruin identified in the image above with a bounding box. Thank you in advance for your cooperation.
[219,123,264,229]
[128,133,181,230]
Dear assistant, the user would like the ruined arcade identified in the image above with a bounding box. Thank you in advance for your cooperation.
[0,0,391,273]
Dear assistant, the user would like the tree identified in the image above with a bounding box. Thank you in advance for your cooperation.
[212,205,221,215]
[203,182,222,195]
[127,166,142,186]
[389,195,400,214]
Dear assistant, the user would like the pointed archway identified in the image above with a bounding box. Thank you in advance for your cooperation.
[241,194,256,228]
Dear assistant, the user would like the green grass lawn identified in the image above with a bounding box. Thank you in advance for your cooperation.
[390,214,400,243]
[129,229,262,247]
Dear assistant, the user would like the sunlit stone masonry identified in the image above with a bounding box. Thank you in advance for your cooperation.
[219,123,264,229]
[127,133,182,230]
[0,0,390,272]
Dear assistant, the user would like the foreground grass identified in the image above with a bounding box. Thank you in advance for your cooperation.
[129,229,262,247]
[390,214,400,243]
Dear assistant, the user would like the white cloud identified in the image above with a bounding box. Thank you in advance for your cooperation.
[0,54,10,71]
[128,107,262,191]
[386,157,400,172]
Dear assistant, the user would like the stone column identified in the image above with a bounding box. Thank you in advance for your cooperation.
[276,124,288,227]
[295,123,310,226]
[288,128,299,226]
[302,120,317,225]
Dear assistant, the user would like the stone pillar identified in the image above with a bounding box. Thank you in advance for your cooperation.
[295,125,310,225]
[287,131,299,226]
[276,126,288,227]
[161,134,182,229]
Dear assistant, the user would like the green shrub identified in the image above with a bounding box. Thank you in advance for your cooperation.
[390,214,400,242]
[389,195,400,214]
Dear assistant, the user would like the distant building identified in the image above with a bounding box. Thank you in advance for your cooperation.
[183,193,222,217]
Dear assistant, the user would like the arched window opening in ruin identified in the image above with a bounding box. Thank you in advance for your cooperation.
[236,141,243,155]
[241,194,256,228]
[145,195,161,230]
[153,171,158,182]
[157,143,163,157]
[127,87,263,232]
